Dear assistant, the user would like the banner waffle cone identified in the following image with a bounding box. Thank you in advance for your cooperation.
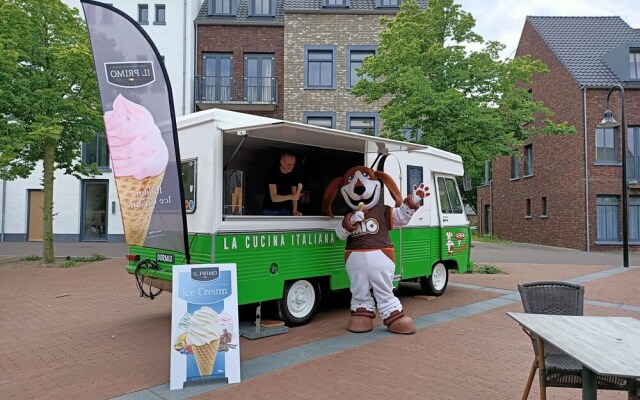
[116,171,165,246]
[192,339,221,376]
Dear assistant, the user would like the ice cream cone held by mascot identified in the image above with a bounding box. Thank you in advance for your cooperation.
[321,166,429,334]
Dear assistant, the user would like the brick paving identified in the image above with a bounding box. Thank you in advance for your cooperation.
[0,242,638,400]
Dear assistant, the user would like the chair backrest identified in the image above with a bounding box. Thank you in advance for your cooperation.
[517,281,585,356]
[518,281,584,316]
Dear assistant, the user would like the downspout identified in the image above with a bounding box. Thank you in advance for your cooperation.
[182,0,187,115]
[489,179,493,236]
[583,87,590,252]
[1,179,5,242]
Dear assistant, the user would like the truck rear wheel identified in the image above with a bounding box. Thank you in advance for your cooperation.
[277,279,320,326]
[420,262,448,296]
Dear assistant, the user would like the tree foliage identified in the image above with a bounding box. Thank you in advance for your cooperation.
[0,0,102,262]
[352,0,575,211]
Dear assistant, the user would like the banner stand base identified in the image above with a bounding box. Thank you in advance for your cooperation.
[239,321,289,339]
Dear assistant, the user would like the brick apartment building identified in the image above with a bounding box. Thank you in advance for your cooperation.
[477,16,640,251]
[194,0,285,119]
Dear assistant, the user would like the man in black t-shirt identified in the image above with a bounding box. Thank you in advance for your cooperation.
[262,151,303,216]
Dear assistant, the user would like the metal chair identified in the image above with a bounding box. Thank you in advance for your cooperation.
[517,281,630,400]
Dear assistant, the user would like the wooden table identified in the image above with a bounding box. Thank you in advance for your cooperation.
[507,312,640,400]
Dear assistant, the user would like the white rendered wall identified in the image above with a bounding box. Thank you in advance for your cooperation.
[62,0,200,117]
[0,165,123,237]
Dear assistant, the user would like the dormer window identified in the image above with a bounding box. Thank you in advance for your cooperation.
[631,49,640,80]
[376,0,401,7]
[209,0,233,16]
[250,0,276,16]
[324,0,349,7]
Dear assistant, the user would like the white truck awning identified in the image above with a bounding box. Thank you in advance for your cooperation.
[222,120,427,154]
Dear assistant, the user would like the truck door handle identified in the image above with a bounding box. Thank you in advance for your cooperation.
[443,216,448,222]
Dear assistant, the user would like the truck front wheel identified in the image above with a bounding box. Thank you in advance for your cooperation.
[420,262,448,296]
[277,279,320,326]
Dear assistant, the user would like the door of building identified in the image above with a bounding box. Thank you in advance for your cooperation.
[27,190,44,241]
[202,53,232,102]
[81,180,108,241]
[244,54,274,103]
[484,204,492,235]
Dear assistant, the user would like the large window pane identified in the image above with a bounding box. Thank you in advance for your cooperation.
[597,195,619,241]
[596,127,618,162]
[307,49,334,88]
[83,133,110,168]
[349,50,374,88]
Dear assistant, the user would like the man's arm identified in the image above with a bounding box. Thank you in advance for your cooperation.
[290,185,302,216]
[268,184,300,203]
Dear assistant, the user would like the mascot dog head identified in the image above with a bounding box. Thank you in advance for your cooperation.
[321,166,402,217]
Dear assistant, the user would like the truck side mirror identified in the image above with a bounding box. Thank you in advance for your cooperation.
[462,175,472,192]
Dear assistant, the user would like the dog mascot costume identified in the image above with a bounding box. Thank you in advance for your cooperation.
[321,166,429,334]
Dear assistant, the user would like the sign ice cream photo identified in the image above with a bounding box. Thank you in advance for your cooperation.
[81,0,190,259]
[170,264,241,389]
[103,93,169,245]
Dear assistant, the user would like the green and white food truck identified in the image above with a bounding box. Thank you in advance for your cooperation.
[127,109,471,326]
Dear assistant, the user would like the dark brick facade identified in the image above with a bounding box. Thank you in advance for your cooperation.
[477,20,640,251]
[196,25,285,119]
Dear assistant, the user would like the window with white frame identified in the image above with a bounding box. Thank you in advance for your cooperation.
[596,127,618,163]
[631,49,640,80]
[525,198,531,218]
[138,4,149,24]
[305,46,336,89]
[541,197,548,217]
[597,195,619,241]
[209,0,233,15]
[154,4,165,24]
[348,46,375,88]
[524,144,533,175]
[304,112,335,129]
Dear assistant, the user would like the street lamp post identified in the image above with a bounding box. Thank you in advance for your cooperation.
[597,85,629,268]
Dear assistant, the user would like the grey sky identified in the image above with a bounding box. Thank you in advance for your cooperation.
[455,0,640,59]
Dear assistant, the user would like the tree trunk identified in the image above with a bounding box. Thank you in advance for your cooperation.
[42,143,55,264]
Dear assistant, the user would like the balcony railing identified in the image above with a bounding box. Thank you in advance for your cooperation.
[194,75,278,111]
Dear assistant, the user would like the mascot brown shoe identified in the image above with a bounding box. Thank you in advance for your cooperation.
[347,308,375,333]
[383,310,416,335]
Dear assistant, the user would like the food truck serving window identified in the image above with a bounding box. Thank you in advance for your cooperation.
[181,159,197,214]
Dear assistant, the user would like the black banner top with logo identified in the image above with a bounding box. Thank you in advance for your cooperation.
[81,0,190,263]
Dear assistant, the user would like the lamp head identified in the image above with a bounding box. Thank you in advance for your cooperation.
[597,109,620,128]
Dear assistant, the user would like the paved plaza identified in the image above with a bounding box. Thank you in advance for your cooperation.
[1,241,638,399]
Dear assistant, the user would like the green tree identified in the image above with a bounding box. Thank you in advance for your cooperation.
[0,0,102,263]
[352,0,575,211]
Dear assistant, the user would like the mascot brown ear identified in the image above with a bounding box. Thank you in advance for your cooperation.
[376,171,403,207]
[321,176,343,217]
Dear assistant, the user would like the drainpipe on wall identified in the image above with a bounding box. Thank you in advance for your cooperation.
[583,86,590,252]
[1,179,5,242]
[489,179,493,236]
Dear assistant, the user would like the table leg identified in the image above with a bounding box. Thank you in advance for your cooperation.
[582,367,597,400]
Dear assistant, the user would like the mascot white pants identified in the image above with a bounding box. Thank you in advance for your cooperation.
[322,166,429,334]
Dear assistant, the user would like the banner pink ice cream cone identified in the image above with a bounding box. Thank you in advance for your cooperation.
[103,93,169,246]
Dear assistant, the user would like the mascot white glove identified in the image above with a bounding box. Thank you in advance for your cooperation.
[411,183,429,203]
[350,210,365,225]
